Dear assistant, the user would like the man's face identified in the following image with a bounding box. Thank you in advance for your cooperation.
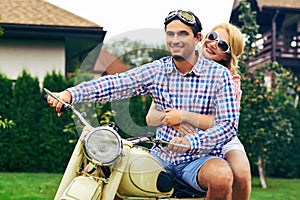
[165,20,199,61]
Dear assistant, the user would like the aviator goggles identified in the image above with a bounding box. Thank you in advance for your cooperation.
[164,10,200,32]
[207,31,231,53]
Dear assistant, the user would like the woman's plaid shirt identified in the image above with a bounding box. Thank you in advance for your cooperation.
[68,56,239,165]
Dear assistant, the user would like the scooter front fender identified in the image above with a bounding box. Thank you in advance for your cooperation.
[101,143,132,200]
[54,139,84,200]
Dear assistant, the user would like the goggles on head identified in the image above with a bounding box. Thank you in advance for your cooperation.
[164,10,200,33]
[207,31,231,53]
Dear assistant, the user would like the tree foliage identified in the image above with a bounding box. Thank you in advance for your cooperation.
[0,22,13,129]
[237,0,300,185]
[103,38,168,68]
[0,73,15,129]
[0,70,74,172]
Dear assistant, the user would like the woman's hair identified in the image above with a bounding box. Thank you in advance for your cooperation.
[205,23,244,75]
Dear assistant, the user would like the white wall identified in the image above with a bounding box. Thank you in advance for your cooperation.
[0,39,65,83]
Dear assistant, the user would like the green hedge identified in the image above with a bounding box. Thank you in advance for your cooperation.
[0,70,154,173]
[0,70,75,173]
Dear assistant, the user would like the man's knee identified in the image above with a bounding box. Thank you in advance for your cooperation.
[198,158,233,190]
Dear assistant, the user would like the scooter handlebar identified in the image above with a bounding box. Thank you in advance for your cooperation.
[43,94,70,113]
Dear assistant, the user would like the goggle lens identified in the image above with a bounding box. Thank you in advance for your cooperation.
[165,11,177,21]
[165,10,196,25]
[207,32,230,53]
[180,11,195,23]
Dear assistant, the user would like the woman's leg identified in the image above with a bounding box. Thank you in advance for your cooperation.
[225,149,251,200]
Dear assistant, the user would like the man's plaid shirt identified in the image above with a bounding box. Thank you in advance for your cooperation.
[68,56,239,165]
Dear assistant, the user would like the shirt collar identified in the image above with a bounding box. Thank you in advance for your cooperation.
[165,57,175,73]
[190,56,204,76]
[165,55,206,76]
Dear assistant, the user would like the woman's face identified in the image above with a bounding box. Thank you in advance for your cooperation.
[201,28,230,63]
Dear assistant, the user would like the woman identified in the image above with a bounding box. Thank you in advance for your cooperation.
[146,23,251,200]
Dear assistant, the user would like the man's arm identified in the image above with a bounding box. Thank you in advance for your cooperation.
[185,69,239,154]
[47,62,159,114]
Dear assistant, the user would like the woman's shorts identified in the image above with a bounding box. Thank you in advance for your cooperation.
[222,137,246,155]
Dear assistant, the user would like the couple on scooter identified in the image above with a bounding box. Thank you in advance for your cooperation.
[47,10,251,200]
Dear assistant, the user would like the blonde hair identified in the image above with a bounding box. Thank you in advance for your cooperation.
[204,23,244,75]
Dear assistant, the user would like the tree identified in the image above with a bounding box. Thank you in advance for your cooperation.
[103,38,168,69]
[0,73,14,129]
[237,0,299,188]
[0,116,14,129]
[0,23,14,129]
[40,71,75,172]
[5,70,42,171]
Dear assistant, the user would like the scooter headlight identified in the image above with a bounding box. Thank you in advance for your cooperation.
[83,126,122,166]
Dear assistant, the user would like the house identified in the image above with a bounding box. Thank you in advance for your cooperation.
[93,49,129,77]
[230,0,300,78]
[0,0,106,82]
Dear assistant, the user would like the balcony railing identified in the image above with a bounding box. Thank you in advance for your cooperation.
[250,31,300,71]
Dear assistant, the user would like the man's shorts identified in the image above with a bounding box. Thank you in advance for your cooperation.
[151,152,218,193]
[222,137,246,155]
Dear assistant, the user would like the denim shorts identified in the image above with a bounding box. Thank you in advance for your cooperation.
[151,152,217,193]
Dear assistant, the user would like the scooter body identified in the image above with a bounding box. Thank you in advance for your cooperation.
[44,88,205,200]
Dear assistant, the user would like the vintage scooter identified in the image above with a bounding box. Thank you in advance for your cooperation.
[44,88,206,200]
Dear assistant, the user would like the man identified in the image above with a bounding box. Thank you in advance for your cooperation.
[47,10,239,200]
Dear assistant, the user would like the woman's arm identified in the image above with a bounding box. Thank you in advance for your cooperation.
[146,101,215,130]
[146,101,165,126]
[163,108,215,130]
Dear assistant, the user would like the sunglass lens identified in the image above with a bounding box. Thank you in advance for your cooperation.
[218,40,229,52]
[208,32,218,40]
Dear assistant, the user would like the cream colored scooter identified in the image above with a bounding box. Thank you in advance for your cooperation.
[44,88,205,200]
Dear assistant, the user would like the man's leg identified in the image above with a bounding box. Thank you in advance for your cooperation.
[198,158,233,200]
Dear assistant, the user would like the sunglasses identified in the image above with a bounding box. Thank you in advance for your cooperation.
[207,31,231,53]
[165,10,196,26]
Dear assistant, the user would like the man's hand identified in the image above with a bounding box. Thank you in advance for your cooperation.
[47,90,72,116]
[166,137,191,153]
[172,123,196,135]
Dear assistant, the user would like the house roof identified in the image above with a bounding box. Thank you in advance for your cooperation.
[0,0,101,28]
[93,49,130,75]
[257,0,300,9]
[233,0,300,10]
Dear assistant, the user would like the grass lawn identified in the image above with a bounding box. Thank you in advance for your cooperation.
[0,172,299,199]
[0,172,62,200]
[250,177,300,200]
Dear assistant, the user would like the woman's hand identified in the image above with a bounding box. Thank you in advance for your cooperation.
[161,108,182,126]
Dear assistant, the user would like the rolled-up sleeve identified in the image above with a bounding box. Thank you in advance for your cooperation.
[186,70,239,154]
[67,63,158,104]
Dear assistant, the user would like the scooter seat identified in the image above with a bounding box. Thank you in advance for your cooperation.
[166,171,206,198]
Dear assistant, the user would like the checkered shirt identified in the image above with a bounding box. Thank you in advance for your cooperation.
[68,56,239,165]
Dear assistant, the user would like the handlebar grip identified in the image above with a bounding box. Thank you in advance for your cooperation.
[43,94,70,113]
[43,94,48,102]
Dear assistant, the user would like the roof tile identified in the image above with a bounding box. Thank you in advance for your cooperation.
[259,0,300,9]
[0,0,101,27]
